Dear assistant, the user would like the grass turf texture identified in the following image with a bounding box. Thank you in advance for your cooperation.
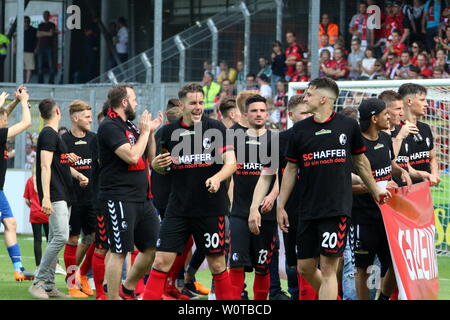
[0,235,449,300]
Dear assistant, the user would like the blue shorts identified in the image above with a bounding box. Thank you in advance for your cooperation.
[0,190,13,222]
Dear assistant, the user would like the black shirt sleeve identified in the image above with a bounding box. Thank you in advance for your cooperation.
[350,119,366,155]
[285,123,302,163]
[0,128,8,145]
[40,129,58,152]
[99,121,128,152]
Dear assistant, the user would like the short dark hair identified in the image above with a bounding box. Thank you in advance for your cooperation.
[409,65,421,74]
[378,90,403,107]
[245,95,267,113]
[288,94,306,111]
[107,85,134,109]
[166,98,181,110]
[308,77,340,102]
[351,38,361,45]
[339,107,358,120]
[39,99,57,120]
[178,83,204,100]
[286,31,296,37]
[219,97,237,118]
[272,40,282,48]
[392,29,402,36]
[118,17,127,26]
[246,73,256,80]
[398,83,427,98]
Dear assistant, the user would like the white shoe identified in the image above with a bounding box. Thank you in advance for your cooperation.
[55,264,67,276]
[208,292,216,300]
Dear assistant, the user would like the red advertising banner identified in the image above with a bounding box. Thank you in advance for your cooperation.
[380,182,439,300]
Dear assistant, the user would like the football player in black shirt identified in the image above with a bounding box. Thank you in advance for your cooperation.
[143,83,236,300]
[228,95,278,300]
[97,85,162,300]
[278,77,391,300]
[397,83,440,186]
[0,86,35,281]
[250,94,313,300]
[61,100,96,298]
[351,98,411,300]
[30,99,89,299]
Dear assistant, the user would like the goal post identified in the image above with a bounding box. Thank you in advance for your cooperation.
[288,79,450,256]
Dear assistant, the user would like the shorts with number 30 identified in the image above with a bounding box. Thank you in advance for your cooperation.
[156,215,226,256]
[229,216,277,274]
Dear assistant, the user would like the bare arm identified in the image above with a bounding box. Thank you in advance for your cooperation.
[7,89,32,139]
[40,150,53,215]
[276,162,298,233]
[205,150,237,193]
[248,173,276,235]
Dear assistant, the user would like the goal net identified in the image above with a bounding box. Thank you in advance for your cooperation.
[289,79,450,256]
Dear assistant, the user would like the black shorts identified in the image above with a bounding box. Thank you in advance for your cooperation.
[69,204,96,236]
[229,216,277,274]
[156,215,226,257]
[95,199,109,250]
[352,223,392,277]
[103,199,160,254]
[297,216,349,259]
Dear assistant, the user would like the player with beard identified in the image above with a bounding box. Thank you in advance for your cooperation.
[142,83,236,300]
[277,77,391,300]
[351,99,411,300]
[229,95,279,300]
[97,85,162,300]
[61,100,96,298]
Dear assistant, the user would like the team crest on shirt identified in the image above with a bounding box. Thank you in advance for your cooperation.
[339,134,347,146]
[426,137,430,148]
[203,138,212,150]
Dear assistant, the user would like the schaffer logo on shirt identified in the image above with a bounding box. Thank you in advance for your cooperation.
[60,154,71,164]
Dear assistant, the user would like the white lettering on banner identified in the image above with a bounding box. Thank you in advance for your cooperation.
[398,225,438,281]
[409,151,430,161]
[178,153,212,164]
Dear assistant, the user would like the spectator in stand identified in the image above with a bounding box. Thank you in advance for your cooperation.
[290,60,310,83]
[217,60,237,84]
[257,74,272,99]
[271,41,286,89]
[25,144,36,170]
[36,11,56,84]
[370,0,387,55]
[203,61,219,80]
[432,65,448,77]
[417,52,434,77]
[245,73,259,90]
[319,49,333,78]
[408,64,423,77]
[410,40,423,64]
[236,61,245,84]
[319,13,340,45]
[83,17,100,81]
[284,31,304,81]
[348,38,366,80]
[422,0,448,50]
[395,51,413,79]
[434,25,450,59]
[370,59,389,80]
[24,16,37,84]
[382,29,407,62]
[349,1,371,50]
[432,48,449,70]
[319,34,335,58]
[202,71,221,116]
[333,39,349,56]
[384,2,408,44]
[322,48,349,80]
[360,47,377,79]
[409,0,426,44]
[115,17,129,63]
[218,79,235,100]
[273,79,289,130]
[257,57,272,79]
[385,52,400,79]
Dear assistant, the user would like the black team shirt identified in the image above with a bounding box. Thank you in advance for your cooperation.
[62,131,96,204]
[159,117,233,217]
[392,121,434,185]
[36,127,73,204]
[286,112,366,221]
[0,128,9,190]
[352,131,394,224]
[151,128,171,211]
[97,109,149,202]
[231,130,277,221]
[279,128,301,217]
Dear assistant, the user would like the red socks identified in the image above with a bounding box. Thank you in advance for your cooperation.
[229,268,245,300]
[131,250,139,266]
[166,237,194,288]
[79,243,95,276]
[143,269,168,300]
[213,270,234,300]
[391,288,399,300]
[64,244,78,287]
[298,274,318,300]
[253,273,270,300]
[92,252,106,299]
